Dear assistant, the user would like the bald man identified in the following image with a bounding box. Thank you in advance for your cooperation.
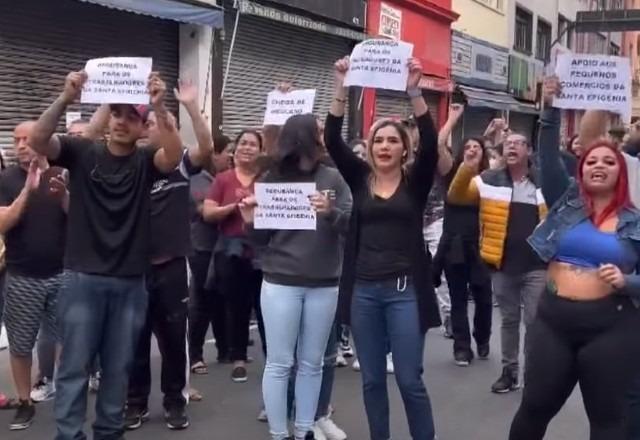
[0,122,67,430]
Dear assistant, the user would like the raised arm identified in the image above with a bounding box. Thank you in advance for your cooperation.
[149,72,183,174]
[83,104,110,141]
[538,76,571,208]
[447,163,480,206]
[29,71,87,161]
[407,58,439,202]
[174,79,214,168]
[436,104,464,176]
[325,57,369,186]
[579,110,608,148]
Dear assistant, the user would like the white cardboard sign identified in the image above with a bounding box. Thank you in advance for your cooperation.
[553,53,632,122]
[254,183,317,230]
[344,39,413,91]
[81,57,152,105]
[263,89,317,126]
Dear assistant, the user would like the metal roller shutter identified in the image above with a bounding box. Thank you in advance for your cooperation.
[457,107,496,145]
[375,90,440,126]
[0,0,179,162]
[222,5,352,137]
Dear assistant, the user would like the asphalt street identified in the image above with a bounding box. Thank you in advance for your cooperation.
[0,315,588,440]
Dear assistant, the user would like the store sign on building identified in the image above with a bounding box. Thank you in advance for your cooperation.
[509,55,543,102]
[236,0,367,40]
[451,31,508,91]
[266,0,365,28]
[379,3,402,40]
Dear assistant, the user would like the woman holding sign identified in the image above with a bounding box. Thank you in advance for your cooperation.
[237,114,352,440]
[325,56,441,440]
[507,77,640,440]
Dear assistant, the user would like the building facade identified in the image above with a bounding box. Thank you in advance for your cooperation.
[363,0,458,134]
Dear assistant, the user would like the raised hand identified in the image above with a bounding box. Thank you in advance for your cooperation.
[449,103,465,120]
[463,147,482,171]
[543,76,562,106]
[334,56,350,85]
[276,82,293,94]
[25,159,42,193]
[407,58,423,90]
[173,78,198,106]
[148,72,167,107]
[62,71,88,104]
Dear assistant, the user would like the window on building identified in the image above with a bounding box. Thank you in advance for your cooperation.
[609,42,620,56]
[536,19,552,61]
[558,15,574,50]
[514,6,533,54]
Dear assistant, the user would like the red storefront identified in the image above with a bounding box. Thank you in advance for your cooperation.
[364,0,457,132]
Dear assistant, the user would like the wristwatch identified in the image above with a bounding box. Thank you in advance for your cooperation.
[407,87,422,98]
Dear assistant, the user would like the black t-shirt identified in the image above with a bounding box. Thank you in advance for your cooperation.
[356,181,414,280]
[150,151,200,259]
[442,167,480,239]
[52,136,159,276]
[0,166,66,277]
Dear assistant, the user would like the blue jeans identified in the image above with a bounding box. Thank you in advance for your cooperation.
[351,278,435,440]
[55,271,148,440]
[261,281,338,440]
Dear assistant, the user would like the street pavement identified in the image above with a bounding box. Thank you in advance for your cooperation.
[0,317,588,440]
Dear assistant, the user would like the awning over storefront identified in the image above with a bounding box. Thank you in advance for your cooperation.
[78,0,224,28]
[459,85,538,115]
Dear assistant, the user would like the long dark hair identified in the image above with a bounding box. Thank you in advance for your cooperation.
[273,114,322,178]
[453,137,489,172]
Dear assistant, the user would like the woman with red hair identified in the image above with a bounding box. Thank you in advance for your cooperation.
[508,77,640,439]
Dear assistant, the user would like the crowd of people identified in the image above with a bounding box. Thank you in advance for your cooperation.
[0,55,639,440]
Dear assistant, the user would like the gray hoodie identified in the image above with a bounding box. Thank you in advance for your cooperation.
[249,164,352,287]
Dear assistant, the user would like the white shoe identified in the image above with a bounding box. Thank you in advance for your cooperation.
[88,372,100,393]
[386,354,394,374]
[336,353,348,368]
[257,408,268,423]
[30,377,56,402]
[352,358,360,371]
[313,423,328,440]
[316,416,347,440]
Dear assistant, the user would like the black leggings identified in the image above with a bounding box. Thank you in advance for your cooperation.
[509,290,640,440]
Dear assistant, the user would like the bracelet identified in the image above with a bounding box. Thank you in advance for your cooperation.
[334,97,347,103]
[407,87,422,99]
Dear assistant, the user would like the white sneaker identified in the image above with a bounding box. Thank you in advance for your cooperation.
[88,372,100,393]
[313,423,328,440]
[352,358,360,371]
[336,352,348,368]
[386,353,394,374]
[30,377,56,402]
[316,416,347,440]
[257,408,268,423]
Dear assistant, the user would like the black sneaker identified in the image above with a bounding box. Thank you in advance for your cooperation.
[124,405,149,430]
[9,400,35,430]
[165,406,190,430]
[477,343,490,360]
[491,367,519,394]
[454,350,473,367]
[231,366,248,383]
[304,431,315,440]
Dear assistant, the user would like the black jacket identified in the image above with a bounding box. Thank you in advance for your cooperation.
[324,112,442,332]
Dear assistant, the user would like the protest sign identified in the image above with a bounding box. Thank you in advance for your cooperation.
[553,53,632,122]
[65,112,82,129]
[82,57,152,105]
[254,183,317,230]
[263,89,316,126]
[379,3,402,40]
[344,39,413,91]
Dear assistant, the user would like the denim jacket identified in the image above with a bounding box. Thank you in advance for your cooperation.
[529,107,640,304]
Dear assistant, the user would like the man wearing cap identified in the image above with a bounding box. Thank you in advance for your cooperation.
[29,70,182,440]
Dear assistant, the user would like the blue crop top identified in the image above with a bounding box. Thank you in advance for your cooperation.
[554,220,637,273]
